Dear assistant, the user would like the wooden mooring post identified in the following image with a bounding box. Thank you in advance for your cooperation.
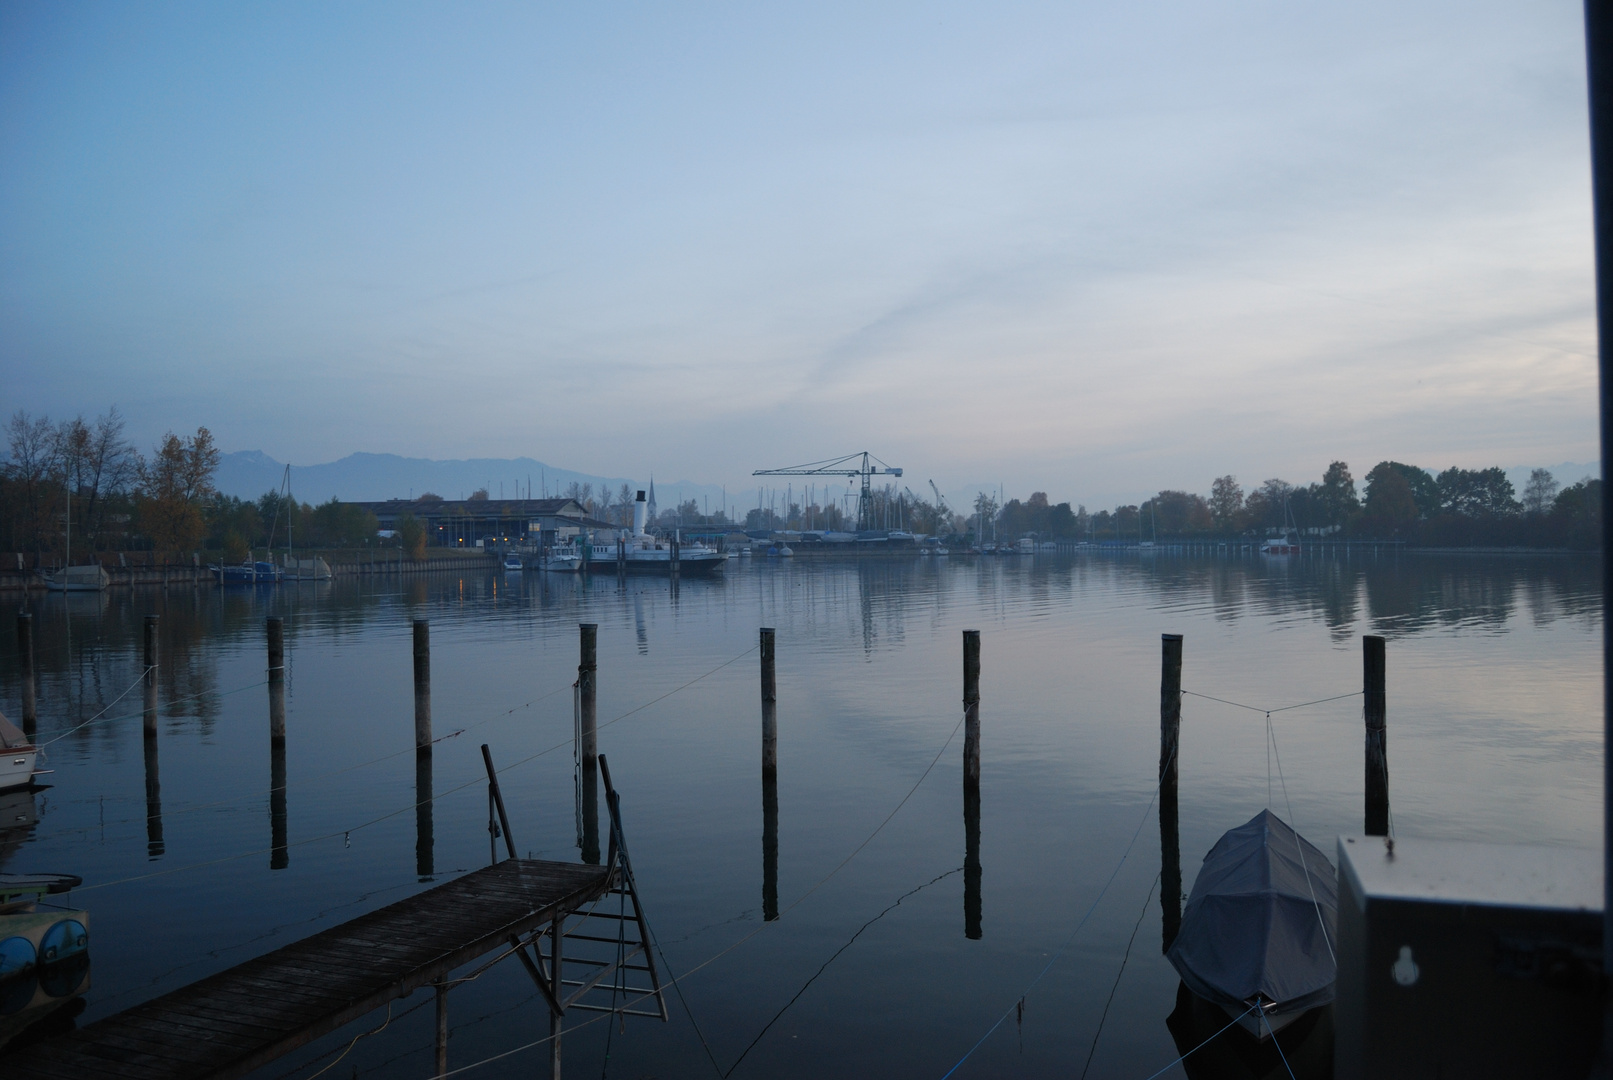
[267,617,285,740]
[143,613,164,859]
[579,623,599,865]
[963,630,981,789]
[1160,633,1183,952]
[16,613,35,738]
[761,628,778,920]
[414,620,432,749]
[268,617,288,870]
[1364,634,1389,836]
[963,629,983,939]
[143,614,159,737]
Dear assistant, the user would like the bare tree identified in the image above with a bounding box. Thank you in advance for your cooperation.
[1522,468,1559,515]
[4,410,64,555]
[58,407,138,550]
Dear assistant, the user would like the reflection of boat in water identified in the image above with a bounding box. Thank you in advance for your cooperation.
[0,712,40,794]
[1165,978,1334,1078]
[1166,810,1337,1040]
[0,873,90,1050]
[43,566,108,593]
[209,561,283,585]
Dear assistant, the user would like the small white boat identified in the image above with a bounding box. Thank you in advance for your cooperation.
[43,565,108,593]
[502,553,523,572]
[540,547,582,573]
[0,710,39,793]
[1261,535,1300,556]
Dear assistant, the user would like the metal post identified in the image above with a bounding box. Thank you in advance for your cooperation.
[579,624,598,864]
[481,744,517,860]
[143,615,159,737]
[1160,633,1183,952]
[550,914,564,1080]
[1364,634,1389,836]
[16,614,35,738]
[413,620,431,749]
[962,630,981,789]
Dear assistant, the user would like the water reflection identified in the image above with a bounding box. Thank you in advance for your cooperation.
[414,749,432,880]
[1164,981,1333,1079]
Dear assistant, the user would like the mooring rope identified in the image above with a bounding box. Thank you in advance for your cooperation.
[1179,688,1360,716]
[1134,1004,1259,1080]
[74,644,761,891]
[424,703,971,1079]
[1079,871,1161,1080]
[937,740,1175,1080]
[34,665,153,747]
[1266,715,1335,966]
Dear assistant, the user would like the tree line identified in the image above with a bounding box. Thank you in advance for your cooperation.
[2,408,381,562]
[985,461,1600,549]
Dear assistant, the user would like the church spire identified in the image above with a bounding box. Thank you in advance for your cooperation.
[647,476,657,523]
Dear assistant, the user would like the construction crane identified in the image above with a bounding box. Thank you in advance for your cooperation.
[753,452,902,532]
[928,480,948,516]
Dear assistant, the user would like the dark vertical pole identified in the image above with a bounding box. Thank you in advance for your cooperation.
[16,614,35,739]
[760,628,777,769]
[962,630,981,788]
[579,623,599,865]
[1583,3,1613,1066]
[550,914,564,1080]
[963,629,982,938]
[1364,635,1389,836]
[143,615,159,736]
[413,620,431,749]
[760,627,778,920]
[1160,634,1183,952]
[143,611,165,859]
[267,618,285,740]
[964,784,982,940]
[671,537,680,582]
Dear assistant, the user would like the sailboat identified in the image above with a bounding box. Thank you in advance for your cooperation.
[270,466,331,582]
[43,484,107,592]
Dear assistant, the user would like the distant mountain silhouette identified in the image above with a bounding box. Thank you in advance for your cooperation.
[215,450,731,511]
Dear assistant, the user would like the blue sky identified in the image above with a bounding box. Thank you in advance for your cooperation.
[0,2,1597,506]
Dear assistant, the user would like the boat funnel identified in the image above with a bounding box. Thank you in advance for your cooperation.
[634,490,647,537]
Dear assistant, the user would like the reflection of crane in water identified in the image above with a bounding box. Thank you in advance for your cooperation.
[753,452,902,531]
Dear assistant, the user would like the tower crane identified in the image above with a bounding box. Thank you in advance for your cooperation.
[753,452,902,532]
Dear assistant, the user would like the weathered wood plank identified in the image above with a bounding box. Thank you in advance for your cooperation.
[4,859,612,1080]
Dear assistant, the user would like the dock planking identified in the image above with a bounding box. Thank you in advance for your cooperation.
[6,858,612,1080]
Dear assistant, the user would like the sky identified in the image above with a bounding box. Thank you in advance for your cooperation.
[0,1,1599,508]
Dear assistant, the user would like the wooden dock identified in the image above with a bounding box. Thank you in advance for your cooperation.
[6,858,612,1080]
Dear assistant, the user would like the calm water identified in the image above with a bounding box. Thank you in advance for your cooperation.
[0,551,1602,1079]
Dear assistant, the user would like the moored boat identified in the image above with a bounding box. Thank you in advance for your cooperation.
[502,553,523,572]
[1166,809,1338,1039]
[0,710,40,793]
[583,491,725,576]
[43,565,108,592]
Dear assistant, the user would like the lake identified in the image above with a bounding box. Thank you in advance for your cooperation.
[0,550,1601,1079]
